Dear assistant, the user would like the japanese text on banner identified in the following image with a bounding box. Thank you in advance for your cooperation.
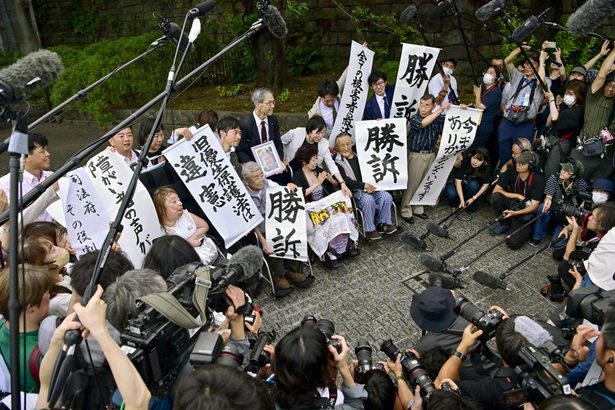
[85,151,161,267]
[410,106,482,205]
[58,168,110,258]
[391,43,440,121]
[329,41,374,146]
[265,186,308,262]
[354,118,408,190]
[163,125,263,248]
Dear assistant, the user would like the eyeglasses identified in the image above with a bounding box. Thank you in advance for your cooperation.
[372,80,386,88]
[262,100,276,106]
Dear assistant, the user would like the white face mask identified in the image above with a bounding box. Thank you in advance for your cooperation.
[483,73,495,85]
[563,95,577,106]
[593,191,609,204]
[442,67,454,77]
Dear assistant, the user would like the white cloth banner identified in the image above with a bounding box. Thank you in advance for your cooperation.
[59,168,110,258]
[86,151,162,267]
[329,41,375,146]
[265,186,308,262]
[164,125,263,248]
[354,118,408,190]
[391,43,440,121]
[410,106,482,205]
[303,190,358,257]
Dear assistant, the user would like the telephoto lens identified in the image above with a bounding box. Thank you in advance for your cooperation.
[354,339,374,376]
[215,343,244,368]
[314,319,342,353]
[301,314,318,327]
[454,297,504,340]
[380,339,436,400]
[248,328,276,371]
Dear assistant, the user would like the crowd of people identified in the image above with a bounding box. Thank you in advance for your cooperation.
[0,35,614,409]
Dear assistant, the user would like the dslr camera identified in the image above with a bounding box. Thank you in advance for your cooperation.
[301,315,342,353]
[454,297,504,341]
[380,339,436,401]
[566,285,615,325]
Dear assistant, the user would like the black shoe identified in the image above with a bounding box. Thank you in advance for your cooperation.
[529,238,541,247]
[347,246,360,257]
[324,253,341,269]
[415,213,428,220]
[402,216,415,224]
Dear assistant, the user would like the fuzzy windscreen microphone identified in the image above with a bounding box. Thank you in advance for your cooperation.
[567,0,615,36]
[263,5,288,39]
[514,316,553,348]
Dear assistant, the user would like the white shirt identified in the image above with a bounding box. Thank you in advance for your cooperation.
[253,111,269,143]
[0,169,53,221]
[428,73,458,111]
[318,99,340,133]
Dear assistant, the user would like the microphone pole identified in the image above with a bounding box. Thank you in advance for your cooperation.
[450,2,478,85]
[0,17,267,226]
[497,241,550,283]
[27,39,168,133]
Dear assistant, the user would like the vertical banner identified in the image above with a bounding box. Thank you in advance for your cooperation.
[330,41,375,146]
[265,186,308,262]
[391,43,440,121]
[86,151,162,267]
[410,106,482,205]
[164,125,263,247]
[303,190,358,257]
[354,118,408,190]
[59,168,110,258]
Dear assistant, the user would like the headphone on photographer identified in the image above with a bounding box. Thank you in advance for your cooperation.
[483,65,504,84]
[514,139,529,155]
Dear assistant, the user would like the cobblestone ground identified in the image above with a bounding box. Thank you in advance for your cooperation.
[257,203,559,361]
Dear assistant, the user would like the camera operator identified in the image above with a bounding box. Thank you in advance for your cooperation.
[35,285,151,410]
[379,355,414,409]
[490,151,545,249]
[273,325,367,409]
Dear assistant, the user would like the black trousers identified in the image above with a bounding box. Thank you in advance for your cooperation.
[490,192,535,250]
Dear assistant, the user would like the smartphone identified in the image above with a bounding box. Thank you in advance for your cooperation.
[544,41,556,49]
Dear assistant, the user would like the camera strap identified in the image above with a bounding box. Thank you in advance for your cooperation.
[138,264,212,329]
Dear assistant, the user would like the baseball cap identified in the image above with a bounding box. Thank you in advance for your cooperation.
[570,66,587,76]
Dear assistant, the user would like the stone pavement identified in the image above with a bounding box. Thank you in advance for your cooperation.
[256,203,559,361]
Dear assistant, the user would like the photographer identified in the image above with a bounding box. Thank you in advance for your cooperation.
[35,286,150,410]
[273,326,367,409]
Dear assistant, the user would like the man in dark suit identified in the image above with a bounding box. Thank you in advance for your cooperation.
[236,87,284,164]
[363,70,394,121]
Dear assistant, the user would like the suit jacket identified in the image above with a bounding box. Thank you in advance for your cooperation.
[236,113,283,163]
[363,85,394,120]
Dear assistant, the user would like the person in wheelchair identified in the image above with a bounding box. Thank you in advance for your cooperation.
[333,133,396,241]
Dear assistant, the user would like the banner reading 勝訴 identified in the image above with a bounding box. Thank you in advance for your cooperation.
[265,186,308,262]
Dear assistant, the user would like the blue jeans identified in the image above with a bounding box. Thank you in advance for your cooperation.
[532,204,565,241]
[444,180,482,211]
[497,118,535,168]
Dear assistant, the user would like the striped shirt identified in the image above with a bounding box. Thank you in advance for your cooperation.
[579,88,614,141]
[544,174,589,203]
[409,113,445,152]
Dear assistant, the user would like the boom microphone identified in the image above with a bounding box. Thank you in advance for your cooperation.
[223,245,263,286]
[419,253,446,272]
[511,8,550,43]
[426,222,449,238]
[475,0,505,23]
[567,0,615,37]
[0,49,64,107]
[188,0,215,19]
[429,0,454,19]
[401,232,427,250]
[472,270,508,290]
[159,19,194,53]
[428,272,465,289]
[262,5,288,38]
[400,5,417,23]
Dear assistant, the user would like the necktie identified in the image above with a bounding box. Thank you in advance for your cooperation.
[260,120,267,144]
[383,97,390,118]
[332,104,338,125]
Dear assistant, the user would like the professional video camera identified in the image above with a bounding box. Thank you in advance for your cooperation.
[552,199,591,222]
[502,344,572,407]
[454,297,504,341]
[121,246,262,395]
[301,315,342,353]
[380,339,436,401]
[566,285,615,326]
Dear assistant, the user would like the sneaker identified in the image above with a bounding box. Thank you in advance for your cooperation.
[529,238,541,247]
[489,223,510,236]
[366,230,382,241]
[347,245,360,257]
[272,275,294,298]
[381,224,398,235]
[285,271,315,288]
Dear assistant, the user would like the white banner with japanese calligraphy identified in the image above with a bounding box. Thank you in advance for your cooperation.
[59,168,110,258]
[354,118,408,190]
[265,186,308,262]
[163,125,263,248]
[391,43,440,121]
[410,106,482,205]
[329,41,375,146]
[86,151,162,267]
[303,190,358,257]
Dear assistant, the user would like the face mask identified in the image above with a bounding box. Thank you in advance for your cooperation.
[563,95,577,106]
[442,67,454,76]
[53,248,70,269]
[593,192,609,204]
[483,73,495,85]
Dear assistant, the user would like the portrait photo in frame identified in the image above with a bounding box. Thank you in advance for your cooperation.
[252,141,284,176]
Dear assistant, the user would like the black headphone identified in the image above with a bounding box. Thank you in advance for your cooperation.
[482,65,504,84]
[514,139,529,154]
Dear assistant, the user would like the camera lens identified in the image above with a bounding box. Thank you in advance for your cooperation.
[215,344,243,368]
[314,319,335,339]
[355,339,373,374]
[454,297,485,325]
[379,339,400,361]
[301,315,318,327]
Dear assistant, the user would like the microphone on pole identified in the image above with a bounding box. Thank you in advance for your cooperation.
[511,8,551,43]
[475,0,506,23]
[472,270,508,290]
[566,0,615,37]
[400,5,417,23]
[429,0,454,19]
[401,232,428,250]
[426,221,449,238]
[158,18,194,54]
[262,4,288,38]
[188,0,215,19]
[428,272,465,289]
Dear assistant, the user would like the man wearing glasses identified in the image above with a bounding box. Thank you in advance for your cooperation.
[363,70,395,121]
